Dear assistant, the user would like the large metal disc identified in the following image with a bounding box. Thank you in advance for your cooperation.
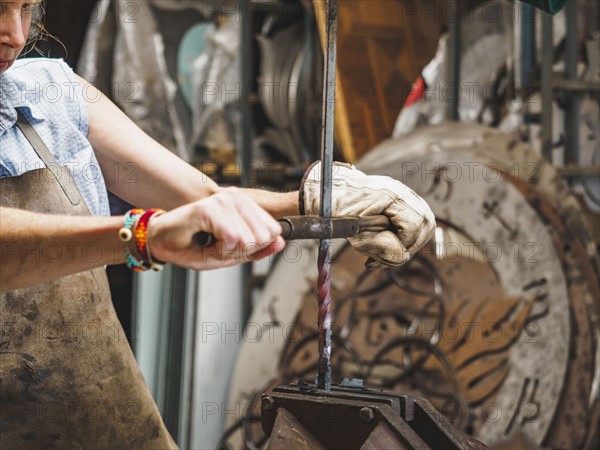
[224,124,599,449]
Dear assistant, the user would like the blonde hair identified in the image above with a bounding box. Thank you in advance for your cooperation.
[22,0,66,57]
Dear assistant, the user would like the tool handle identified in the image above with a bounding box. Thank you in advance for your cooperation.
[193,231,218,247]
[192,215,391,247]
[357,215,392,232]
[192,220,294,247]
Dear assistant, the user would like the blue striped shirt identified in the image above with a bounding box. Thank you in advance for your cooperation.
[0,58,110,217]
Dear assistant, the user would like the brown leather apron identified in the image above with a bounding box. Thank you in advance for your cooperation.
[0,113,178,449]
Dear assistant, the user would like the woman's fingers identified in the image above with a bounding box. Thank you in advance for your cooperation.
[148,187,284,270]
[210,188,281,253]
[247,236,285,262]
[235,189,282,249]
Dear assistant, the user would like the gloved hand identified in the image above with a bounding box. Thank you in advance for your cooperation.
[300,161,435,266]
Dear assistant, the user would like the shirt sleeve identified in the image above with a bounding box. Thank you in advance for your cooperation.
[53,60,90,138]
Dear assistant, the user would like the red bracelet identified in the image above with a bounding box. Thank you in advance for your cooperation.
[146,210,166,270]
[120,208,166,272]
[134,209,161,261]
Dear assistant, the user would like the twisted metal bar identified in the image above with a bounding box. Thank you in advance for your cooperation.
[317,240,332,389]
[317,0,339,391]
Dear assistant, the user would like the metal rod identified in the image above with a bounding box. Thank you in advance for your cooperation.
[192,215,391,248]
[541,11,554,162]
[279,215,391,240]
[553,79,600,93]
[240,0,253,188]
[446,0,461,121]
[320,0,337,221]
[564,0,580,165]
[556,165,600,178]
[240,0,255,326]
[520,3,536,89]
[317,0,338,392]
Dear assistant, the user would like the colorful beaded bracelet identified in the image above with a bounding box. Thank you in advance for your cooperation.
[119,208,166,272]
[145,210,166,271]
[119,208,144,242]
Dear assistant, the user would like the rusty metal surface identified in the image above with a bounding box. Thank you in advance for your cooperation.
[279,215,391,241]
[265,407,325,450]
[360,422,413,450]
[223,124,599,449]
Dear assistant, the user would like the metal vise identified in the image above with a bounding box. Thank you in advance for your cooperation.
[261,382,488,450]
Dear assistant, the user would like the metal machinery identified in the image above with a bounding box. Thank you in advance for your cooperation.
[261,383,488,450]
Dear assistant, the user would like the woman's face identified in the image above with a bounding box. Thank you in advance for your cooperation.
[0,1,39,74]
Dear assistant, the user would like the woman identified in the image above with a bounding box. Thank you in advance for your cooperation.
[0,1,434,447]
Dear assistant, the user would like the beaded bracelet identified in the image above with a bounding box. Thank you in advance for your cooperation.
[119,208,166,272]
[145,210,166,271]
[119,208,144,242]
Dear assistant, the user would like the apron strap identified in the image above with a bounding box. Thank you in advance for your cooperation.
[15,110,81,206]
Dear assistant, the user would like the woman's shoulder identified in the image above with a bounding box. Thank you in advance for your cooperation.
[4,58,89,135]
[8,58,76,84]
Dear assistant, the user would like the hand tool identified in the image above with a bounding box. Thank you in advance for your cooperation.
[192,214,391,247]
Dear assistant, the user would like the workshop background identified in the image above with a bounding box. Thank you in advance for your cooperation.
[33,0,599,449]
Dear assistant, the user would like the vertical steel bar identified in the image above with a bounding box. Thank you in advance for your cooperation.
[317,0,338,391]
[446,0,461,121]
[240,0,254,326]
[541,11,553,162]
[520,3,536,89]
[240,0,254,182]
[564,0,579,165]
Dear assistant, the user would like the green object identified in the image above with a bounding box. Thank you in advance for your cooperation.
[177,23,212,109]
[519,0,569,14]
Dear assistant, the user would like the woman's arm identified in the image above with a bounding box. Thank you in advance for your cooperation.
[83,77,299,217]
[1,78,292,292]
[1,188,284,292]
[1,206,126,291]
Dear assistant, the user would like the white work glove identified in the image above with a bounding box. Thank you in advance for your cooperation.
[300,161,435,266]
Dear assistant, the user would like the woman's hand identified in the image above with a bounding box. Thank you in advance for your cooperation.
[147,187,285,270]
